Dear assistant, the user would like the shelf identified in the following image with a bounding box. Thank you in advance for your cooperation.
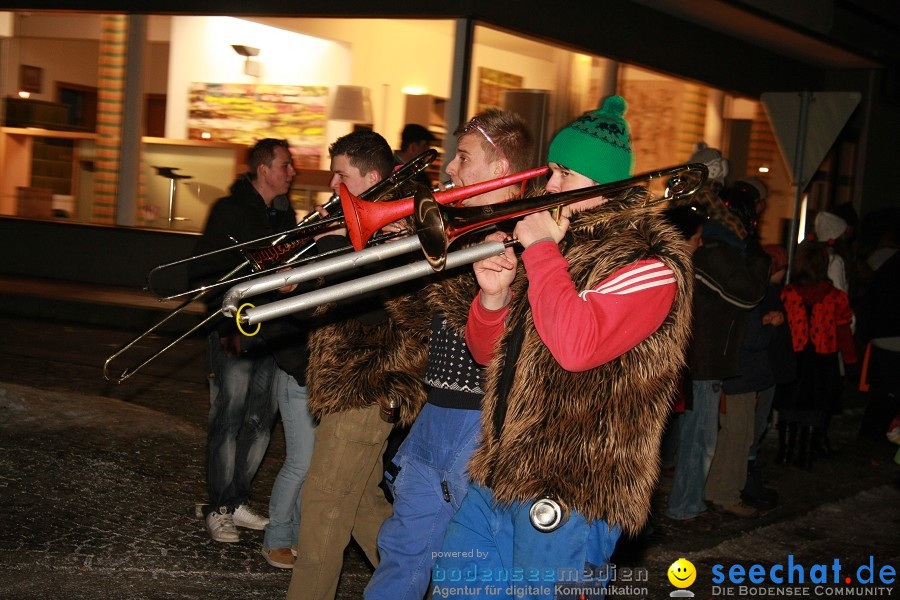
[1,128,247,228]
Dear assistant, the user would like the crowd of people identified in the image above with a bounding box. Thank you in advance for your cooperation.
[187,95,899,599]
[661,141,899,527]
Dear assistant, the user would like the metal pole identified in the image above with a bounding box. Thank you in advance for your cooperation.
[785,91,811,284]
[167,178,176,226]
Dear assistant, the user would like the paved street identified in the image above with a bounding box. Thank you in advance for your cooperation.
[0,314,897,599]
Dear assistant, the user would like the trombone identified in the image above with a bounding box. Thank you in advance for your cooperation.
[104,149,435,383]
[102,157,547,384]
[145,149,439,301]
[152,163,547,302]
[231,163,707,326]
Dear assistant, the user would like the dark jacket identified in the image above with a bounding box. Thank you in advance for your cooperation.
[857,249,900,341]
[188,174,297,338]
[765,283,798,386]
[723,284,786,394]
[261,233,388,387]
[687,219,770,380]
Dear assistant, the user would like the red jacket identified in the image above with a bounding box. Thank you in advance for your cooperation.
[781,281,854,357]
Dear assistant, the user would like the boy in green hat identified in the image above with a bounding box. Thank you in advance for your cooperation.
[431,96,694,598]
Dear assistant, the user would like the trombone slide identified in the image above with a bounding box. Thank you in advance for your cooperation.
[238,240,508,326]
[221,236,425,317]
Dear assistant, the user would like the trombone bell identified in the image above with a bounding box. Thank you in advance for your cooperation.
[413,162,708,271]
[415,187,450,271]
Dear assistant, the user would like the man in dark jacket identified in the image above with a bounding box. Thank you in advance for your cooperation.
[666,184,770,522]
[189,138,298,543]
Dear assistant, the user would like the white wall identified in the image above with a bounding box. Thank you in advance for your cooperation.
[165,16,353,161]
[469,25,573,158]
[250,18,456,151]
[330,19,455,148]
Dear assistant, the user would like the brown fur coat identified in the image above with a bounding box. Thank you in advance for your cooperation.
[467,190,693,535]
[305,258,481,427]
[305,285,431,428]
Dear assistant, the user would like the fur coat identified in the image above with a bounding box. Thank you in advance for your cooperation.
[304,253,481,427]
[467,190,693,535]
[305,282,431,428]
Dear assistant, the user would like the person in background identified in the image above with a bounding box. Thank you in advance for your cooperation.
[815,211,850,294]
[735,176,769,218]
[856,209,900,443]
[394,123,437,189]
[676,141,749,241]
[432,96,693,599]
[658,204,707,474]
[189,138,298,543]
[741,244,794,507]
[765,245,801,467]
[287,129,431,600]
[258,307,317,568]
[831,202,861,304]
[666,174,770,524]
[365,109,535,600]
[705,185,781,518]
[813,210,857,456]
[778,240,856,469]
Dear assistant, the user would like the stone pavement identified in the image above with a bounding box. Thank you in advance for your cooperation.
[0,315,897,599]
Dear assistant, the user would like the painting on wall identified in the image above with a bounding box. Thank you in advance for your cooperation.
[187,83,328,168]
[477,67,523,113]
[20,65,43,94]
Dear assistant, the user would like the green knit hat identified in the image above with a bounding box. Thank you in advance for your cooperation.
[547,95,634,184]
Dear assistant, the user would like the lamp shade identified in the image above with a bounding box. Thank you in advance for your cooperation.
[330,85,373,123]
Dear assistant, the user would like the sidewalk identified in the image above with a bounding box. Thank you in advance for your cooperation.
[0,315,897,599]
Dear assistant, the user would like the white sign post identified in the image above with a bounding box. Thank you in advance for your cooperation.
[761,91,860,280]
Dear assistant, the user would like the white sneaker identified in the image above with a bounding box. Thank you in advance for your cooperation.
[233,504,269,530]
[206,506,239,543]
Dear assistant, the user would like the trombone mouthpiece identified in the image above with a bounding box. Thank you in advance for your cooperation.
[433,180,455,193]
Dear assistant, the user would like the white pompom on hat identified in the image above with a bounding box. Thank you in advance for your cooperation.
[689,141,729,185]
[814,211,848,243]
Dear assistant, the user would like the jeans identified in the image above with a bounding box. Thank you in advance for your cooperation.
[666,379,721,520]
[206,332,278,513]
[433,484,620,600]
[287,404,393,600]
[365,403,482,600]
[263,367,316,551]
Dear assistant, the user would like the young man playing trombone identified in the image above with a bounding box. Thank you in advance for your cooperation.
[287,129,431,600]
[365,109,536,600]
[431,96,694,599]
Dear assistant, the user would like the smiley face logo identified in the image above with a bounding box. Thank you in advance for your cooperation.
[668,558,696,588]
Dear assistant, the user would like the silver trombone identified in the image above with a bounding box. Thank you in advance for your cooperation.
[229,162,707,327]
[146,149,439,301]
[102,150,439,384]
